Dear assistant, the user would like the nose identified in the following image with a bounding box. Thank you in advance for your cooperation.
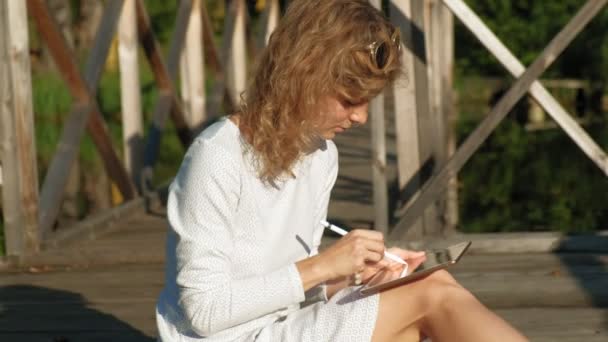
[349,102,369,125]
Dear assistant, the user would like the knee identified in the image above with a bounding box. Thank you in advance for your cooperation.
[419,270,474,314]
[425,269,459,286]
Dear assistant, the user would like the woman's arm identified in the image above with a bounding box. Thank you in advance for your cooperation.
[297,228,386,294]
[171,140,306,337]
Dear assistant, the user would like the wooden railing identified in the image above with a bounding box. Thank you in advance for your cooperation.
[1,0,607,258]
[0,0,283,257]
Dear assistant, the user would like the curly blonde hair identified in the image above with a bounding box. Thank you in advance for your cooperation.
[239,0,402,184]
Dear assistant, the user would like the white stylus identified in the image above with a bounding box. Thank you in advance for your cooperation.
[320,220,409,268]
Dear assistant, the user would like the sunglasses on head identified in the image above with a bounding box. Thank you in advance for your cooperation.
[367,27,401,69]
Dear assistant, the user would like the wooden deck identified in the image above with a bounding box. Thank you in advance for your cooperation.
[2,124,607,341]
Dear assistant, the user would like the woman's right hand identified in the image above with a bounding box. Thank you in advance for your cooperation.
[317,229,387,280]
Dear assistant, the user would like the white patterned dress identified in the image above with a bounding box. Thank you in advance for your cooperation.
[156,117,380,341]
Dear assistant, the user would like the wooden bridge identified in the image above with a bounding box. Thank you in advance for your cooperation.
[1,0,608,341]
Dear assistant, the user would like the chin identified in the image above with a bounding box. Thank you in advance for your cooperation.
[322,132,336,140]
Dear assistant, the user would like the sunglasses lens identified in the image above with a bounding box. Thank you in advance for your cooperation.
[375,42,389,68]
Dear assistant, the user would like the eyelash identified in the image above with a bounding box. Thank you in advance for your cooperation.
[342,99,360,107]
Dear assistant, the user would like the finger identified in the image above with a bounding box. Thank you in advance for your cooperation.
[409,255,427,271]
[371,258,390,269]
[350,229,384,242]
[388,247,425,259]
[350,235,385,257]
[364,250,384,264]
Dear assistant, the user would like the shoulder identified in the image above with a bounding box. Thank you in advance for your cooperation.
[176,119,243,183]
[192,118,242,156]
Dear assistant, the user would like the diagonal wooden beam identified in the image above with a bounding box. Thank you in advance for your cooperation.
[201,3,222,74]
[137,0,192,192]
[392,0,608,236]
[442,0,608,176]
[29,0,135,239]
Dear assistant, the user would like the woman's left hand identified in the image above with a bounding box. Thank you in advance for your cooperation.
[360,247,426,284]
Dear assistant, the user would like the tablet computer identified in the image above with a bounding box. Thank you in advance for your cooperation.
[359,241,472,295]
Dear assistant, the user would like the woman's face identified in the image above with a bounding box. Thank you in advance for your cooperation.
[316,96,369,139]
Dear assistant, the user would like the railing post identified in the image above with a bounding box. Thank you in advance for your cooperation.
[427,0,453,234]
[180,0,206,129]
[369,0,389,234]
[227,0,247,107]
[389,0,425,239]
[0,0,40,256]
[436,1,459,231]
[118,0,144,188]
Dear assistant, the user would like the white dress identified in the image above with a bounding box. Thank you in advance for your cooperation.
[156,118,379,341]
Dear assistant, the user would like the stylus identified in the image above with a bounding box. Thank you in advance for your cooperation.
[320,220,408,266]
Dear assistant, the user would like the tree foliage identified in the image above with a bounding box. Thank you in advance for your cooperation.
[456,0,608,81]
[455,1,608,232]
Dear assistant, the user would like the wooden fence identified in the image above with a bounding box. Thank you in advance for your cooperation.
[1,0,607,258]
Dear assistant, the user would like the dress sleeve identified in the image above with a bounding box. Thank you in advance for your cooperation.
[302,141,339,304]
[311,140,339,255]
[167,139,305,337]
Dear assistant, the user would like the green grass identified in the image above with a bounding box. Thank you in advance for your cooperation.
[30,64,188,183]
[0,62,192,256]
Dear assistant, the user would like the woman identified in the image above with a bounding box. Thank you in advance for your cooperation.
[156,0,527,341]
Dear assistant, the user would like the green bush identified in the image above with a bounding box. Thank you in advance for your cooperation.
[458,111,608,233]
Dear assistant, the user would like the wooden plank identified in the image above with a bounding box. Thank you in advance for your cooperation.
[200,2,222,74]
[457,271,608,308]
[36,0,132,239]
[118,0,144,185]
[226,0,247,107]
[437,2,459,230]
[370,94,389,233]
[0,0,40,256]
[82,0,124,88]
[413,0,443,237]
[497,308,608,342]
[427,0,452,233]
[443,0,608,176]
[369,0,389,234]
[41,195,153,250]
[390,0,443,239]
[179,42,191,127]
[389,0,425,238]
[181,0,206,128]
[394,0,608,233]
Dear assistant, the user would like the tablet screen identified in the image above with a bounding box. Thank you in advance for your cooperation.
[360,241,471,295]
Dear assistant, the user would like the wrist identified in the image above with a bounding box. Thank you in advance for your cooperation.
[310,253,334,282]
[296,254,333,291]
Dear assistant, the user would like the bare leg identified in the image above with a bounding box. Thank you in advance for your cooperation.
[371,270,527,342]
